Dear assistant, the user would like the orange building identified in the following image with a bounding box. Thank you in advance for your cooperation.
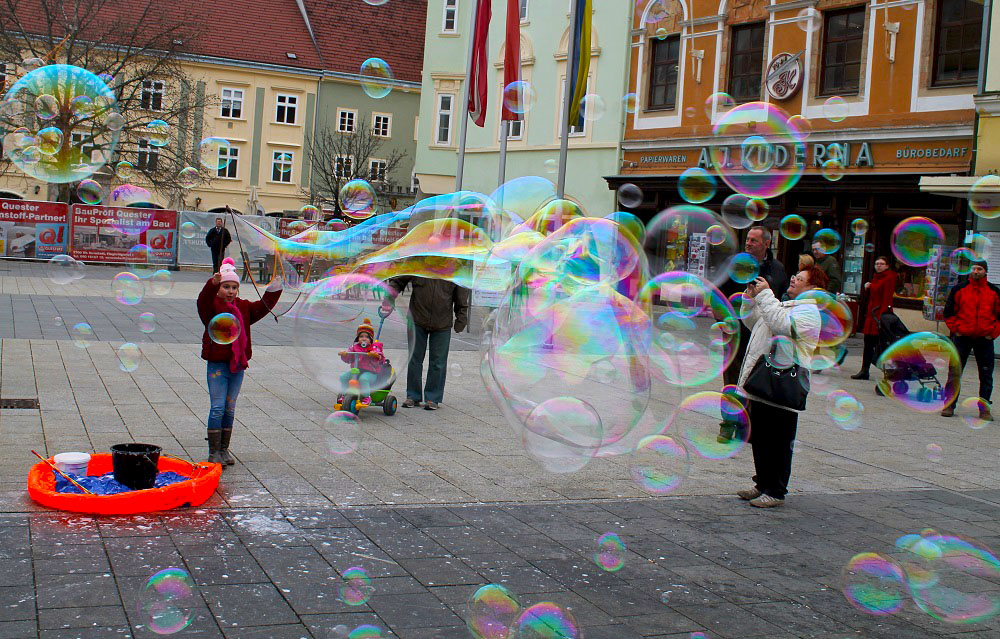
[608,0,984,308]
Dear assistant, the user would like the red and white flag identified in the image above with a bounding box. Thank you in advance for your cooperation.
[501,0,522,121]
[468,0,492,127]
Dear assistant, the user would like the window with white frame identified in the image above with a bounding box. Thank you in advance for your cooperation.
[499,118,523,141]
[435,93,454,145]
[137,139,159,171]
[337,109,356,133]
[70,132,96,164]
[140,80,164,111]
[0,63,8,93]
[217,145,239,178]
[558,77,590,136]
[275,94,298,124]
[520,0,528,21]
[271,150,293,182]
[411,170,418,191]
[335,155,354,179]
[372,113,392,137]
[442,0,458,32]
[369,159,388,182]
[220,88,243,118]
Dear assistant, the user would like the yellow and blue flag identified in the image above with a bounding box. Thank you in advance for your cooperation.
[567,0,592,126]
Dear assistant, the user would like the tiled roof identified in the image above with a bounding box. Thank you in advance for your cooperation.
[303,0,426,84]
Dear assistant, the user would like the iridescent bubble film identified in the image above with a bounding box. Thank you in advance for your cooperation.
[360,58,393,99]
[891,217,944,267]
[842,553,908,615]
[876,332,959,413]
[779,214,807,240]
[338,566,374,606]
[629,435,689,494]
[208,313,241,345]
[111,272,144,306]
[594,532,626,572]
[678,167,716,204]
[710,102,804,199]
[675,391,749,459]
[137,568,196,635]
[514,602,580,639]
[969,174,1000,219]
[117,342,142,373]
[467,584,521,639]
[813,229,842,255]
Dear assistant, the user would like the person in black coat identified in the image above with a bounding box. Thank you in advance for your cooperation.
[205,217,232,272]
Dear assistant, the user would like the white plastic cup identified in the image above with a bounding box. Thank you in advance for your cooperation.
[53,452,91,476]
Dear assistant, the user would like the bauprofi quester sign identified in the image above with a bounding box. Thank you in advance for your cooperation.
[69,204,178,264]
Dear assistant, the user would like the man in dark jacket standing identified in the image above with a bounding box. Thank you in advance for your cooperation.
[206,217,232,272]
[382,276,470,410]
[718,226,788,442]
[811,241,842,293]
[941,260,1000,421]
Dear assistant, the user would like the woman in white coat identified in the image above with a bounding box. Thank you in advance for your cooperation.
[736,266,826,508]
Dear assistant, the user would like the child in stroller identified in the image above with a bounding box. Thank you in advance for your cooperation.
[874,312,945,403]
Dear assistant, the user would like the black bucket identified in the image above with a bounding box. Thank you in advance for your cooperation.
[110,443,162,490]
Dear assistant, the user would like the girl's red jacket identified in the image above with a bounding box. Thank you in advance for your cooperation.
[196,278,281,364]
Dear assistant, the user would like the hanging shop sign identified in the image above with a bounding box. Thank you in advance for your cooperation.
[765,52,804,101]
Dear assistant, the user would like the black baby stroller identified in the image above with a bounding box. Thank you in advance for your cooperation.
[874,311,944,403]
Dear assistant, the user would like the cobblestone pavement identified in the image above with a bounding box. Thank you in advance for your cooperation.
[1,261,999,638]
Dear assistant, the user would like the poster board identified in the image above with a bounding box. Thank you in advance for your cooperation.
[923,245,957,321]
[0,199,70,259]
[69,205,177,264]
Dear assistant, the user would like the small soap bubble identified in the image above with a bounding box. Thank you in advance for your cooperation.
[467,584,521,639]
[617,183,643,208]
[150,270,173,296]
[72,323,94,348]
[594,532,626,572]
[360,57,393,99]
[111,272,144,305]
[338,566,374,606]
[117,343,142,373]
[137,568,196,635]
[208,313,241,345]
[137,312,156,334]
[325,411,361,455]
[180,221,198,239]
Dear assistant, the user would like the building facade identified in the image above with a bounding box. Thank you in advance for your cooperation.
[414,0,631,217]
[609,0,983,310]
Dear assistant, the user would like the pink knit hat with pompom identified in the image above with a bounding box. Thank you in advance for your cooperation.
[219,257,240,284]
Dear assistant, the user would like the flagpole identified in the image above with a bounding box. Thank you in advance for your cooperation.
[455,0,481,192]
[556,0,580,199]
[498,121,509,187]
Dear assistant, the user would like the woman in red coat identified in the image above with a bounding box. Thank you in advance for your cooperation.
[852,256,897,380]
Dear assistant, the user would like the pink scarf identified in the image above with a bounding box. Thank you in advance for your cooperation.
[221,299,249,373]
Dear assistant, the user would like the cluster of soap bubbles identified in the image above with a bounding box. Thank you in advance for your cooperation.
[467,584,579,639]
[843,531,1000,625]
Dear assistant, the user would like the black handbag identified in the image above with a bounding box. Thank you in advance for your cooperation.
[743,345,809,411]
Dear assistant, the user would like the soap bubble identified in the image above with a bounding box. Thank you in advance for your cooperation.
[137,568,196,635]
[544,159,557,173]
[37,126,63,155]
[338,567,374,606]
[821,158,845,181]
[2,64,120,182]
[150,270,173,296]
[721,194,757,229]
[199,137,231,170]
[960,397,992,429]
[850,218,869,236]
[685,106,696,118]
[605,210,645,244]
[896,531,1000,624]
[710,102,804,199]
[450,362,463,377]
[788,114,812,140]
[675,391,749,459]
[678,167,716,204]
[729,292,753,320]
[467,584,521,639]
[967,233,992,259]
[969,175,1000,219]
[146,119,169,147]
[644,207,740,286]
[638,271,741,386]
[891,217,944,267]
[522,397,603,473]
[348,626,382,639]
[104,111,125,132]
[299,204,320,220]
[515,602,580,639]
[71,323,94,348]
[623,92,638,114]
[208,313,241,345]
[797,289,853,351]
[76,178,102,204]
[629,435,689,494]
[728,252,760,284]
[927,443,943,461]
[47,254,82,285]
[827,389,863,430]
[503,81,536,114]
[780,214,807,240]
[741,135,774,173]
[180,220,203,238]
[824,96,849,122]
[842,553,908,615]
[704,92,735,117]
[797,7,821,31]
[877,332,960,413]
[813,228,842,254]
[950,247,976,276]
[110,183,153,210]
[594,532,627,572]
[580,93,606,121]
[340,179,376,215]
[117,342,142,373]
[706,224,726,246]
[137,312,156,334]
[324,411,360,455]
[360,57,393,99]
[116,160,135,180]
[178,167,199,188]
[111,272,144,305]
[21,57,44,72]
[617,183,643,208]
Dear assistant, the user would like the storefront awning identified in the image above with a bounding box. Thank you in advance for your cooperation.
[918,175,992,199]
[415,173,456,196]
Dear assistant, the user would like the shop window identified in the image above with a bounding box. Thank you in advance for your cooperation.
[728,22,765,103]
[933,0,983,86]
[648,34,680,110]
[820,7,865,96]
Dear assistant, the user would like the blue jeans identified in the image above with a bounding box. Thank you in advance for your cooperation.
[407,325,451,403]
[207,362,244,430]
[340,370,377,396]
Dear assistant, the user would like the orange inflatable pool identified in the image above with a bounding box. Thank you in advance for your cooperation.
[28,454,222,515]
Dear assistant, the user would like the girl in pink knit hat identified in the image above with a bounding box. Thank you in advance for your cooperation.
[196,257,282,465]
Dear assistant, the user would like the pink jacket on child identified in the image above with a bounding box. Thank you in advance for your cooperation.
[342,341,385,374]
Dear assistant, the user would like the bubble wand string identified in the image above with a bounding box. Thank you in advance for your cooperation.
[31,451,94,495]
